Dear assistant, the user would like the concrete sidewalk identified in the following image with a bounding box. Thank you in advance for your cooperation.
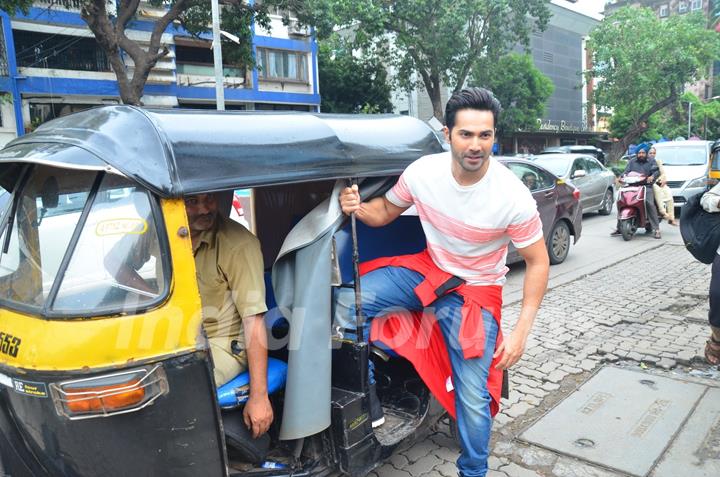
[373,243,718,477]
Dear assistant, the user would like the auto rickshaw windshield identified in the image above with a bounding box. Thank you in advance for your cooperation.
[0,164,169,317]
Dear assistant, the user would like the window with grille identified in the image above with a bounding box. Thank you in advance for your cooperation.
[256,48,308,82]
[678,1,688,13]
[691,0,703,11]
[12,30,110,72]
[659,4,669,17]
[0,23,8,76]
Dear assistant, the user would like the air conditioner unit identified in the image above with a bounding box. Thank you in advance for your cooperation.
[288,20,311,37]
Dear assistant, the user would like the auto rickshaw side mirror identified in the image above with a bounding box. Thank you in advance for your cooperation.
[41,176,60,209]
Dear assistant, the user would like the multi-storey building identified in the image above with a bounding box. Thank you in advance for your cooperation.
[605,0,715,99]
[507,0,604,154]
[0,2,320,146]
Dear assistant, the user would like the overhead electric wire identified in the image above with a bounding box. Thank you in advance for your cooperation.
[15,35,86,63]
[13,26,77,58]
[20,35,87,68]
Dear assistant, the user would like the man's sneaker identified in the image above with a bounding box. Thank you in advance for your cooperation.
[369,383,385,428]
[610,229,621,236]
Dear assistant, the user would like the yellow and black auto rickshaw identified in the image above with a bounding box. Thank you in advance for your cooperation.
[710,139,720,186]
[0,106,452,476]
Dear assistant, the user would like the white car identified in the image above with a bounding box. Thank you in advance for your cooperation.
[652,140,712,210]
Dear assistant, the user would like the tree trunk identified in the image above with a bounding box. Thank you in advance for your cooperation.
[406,48,444,122]
[609,122,648,162]
[81,0,183,106]
[609,141,630,163]
[430,83,444,122]
[105,49,142,106]
[608,92,680,162]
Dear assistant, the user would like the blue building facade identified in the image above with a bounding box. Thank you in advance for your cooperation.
[0,4,320,145]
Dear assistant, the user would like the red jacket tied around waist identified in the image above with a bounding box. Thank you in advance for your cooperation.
[360,249,504,418]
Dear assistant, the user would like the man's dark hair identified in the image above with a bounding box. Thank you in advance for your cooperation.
[444,87,502,132]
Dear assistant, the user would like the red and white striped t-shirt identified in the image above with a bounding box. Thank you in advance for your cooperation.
[386,152,543,286]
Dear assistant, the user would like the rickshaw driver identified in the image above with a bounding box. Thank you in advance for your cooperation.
[184,193,273,439]
[106,192,274,438]
[339,87,550,477]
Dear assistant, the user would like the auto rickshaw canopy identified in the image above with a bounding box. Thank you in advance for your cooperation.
[0,106,443,197]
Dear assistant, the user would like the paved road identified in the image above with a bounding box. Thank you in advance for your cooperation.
[373,212,716,477]
[504,211,683,304]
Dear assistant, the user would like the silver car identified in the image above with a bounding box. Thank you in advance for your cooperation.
[652,140,712,210]
[532,153,616,215]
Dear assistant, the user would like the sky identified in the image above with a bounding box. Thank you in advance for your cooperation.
[552,0,608,20]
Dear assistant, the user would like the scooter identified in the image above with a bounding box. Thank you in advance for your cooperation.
[616,172,653,241]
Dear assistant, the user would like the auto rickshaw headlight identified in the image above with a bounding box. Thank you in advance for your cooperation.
[49,365,168,420]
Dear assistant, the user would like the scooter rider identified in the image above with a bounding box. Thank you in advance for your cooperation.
[611,143,661,239]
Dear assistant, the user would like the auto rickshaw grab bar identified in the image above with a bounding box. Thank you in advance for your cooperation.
[348,178,366,344]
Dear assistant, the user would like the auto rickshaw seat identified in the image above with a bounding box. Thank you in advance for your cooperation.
[216,357,288,409]
[332,215,426,357]
[262,272,288,329]
[334,215,426,284]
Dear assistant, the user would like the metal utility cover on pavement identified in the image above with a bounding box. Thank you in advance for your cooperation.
[652,387,720,477]
[520,367,706,477]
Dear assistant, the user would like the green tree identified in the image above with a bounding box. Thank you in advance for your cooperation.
[470,53,553,142]
[653,92,720,140]
[606,106,662,144]
[318,37,392,113]
[586,6,720,160]
[288,0,550,121]
[1,0,285,105]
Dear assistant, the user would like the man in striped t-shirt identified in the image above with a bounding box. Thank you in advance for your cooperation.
[339,87,549,477]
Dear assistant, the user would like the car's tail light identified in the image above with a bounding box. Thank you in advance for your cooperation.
[573,188,581,201]
[50,365,168,420]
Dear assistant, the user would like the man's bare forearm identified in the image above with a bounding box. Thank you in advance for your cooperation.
[339,186,407,227]
[516,240,549,336]
[243,314,268,397]
[494,239,548,369]
[517,259,548,333]
[354,197,397,227]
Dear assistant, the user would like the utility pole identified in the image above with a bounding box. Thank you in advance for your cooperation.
[688,101,692,138]
[211,0,225,111]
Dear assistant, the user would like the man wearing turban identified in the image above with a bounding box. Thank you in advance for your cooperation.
[611,143,661,238]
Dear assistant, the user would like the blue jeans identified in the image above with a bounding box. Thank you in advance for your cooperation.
[335,266,498,477]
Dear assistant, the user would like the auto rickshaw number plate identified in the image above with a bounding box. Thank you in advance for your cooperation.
[0,373,49,398]
[519,367,710,477]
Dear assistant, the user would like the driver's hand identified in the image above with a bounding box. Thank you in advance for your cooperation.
[340,185,361,216]
[243,394,273,438]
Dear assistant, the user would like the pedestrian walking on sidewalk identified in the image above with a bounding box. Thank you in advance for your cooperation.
[701,182,720,365]
[337,87,550,477]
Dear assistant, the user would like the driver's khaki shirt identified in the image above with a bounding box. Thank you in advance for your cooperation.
[192,215,267,348]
